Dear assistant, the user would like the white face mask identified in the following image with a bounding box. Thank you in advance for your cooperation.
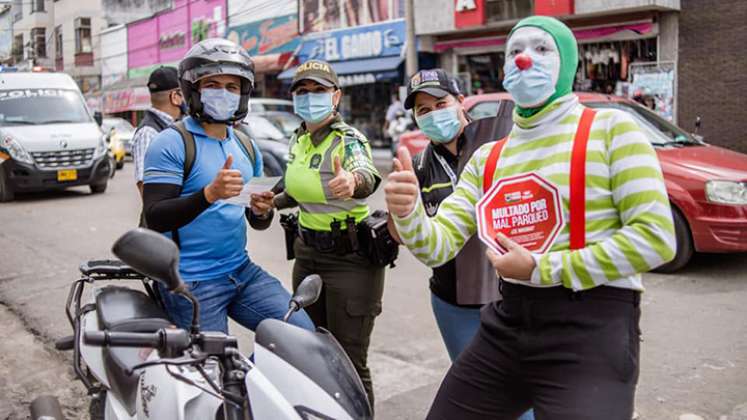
[503,27,561,108]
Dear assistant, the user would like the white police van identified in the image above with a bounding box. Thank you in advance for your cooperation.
[0,71,111,201]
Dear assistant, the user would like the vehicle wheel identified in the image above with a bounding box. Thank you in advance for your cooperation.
[653,206,694,273]
[90,181,108,194]
[30,395,65,420]
[89,390,106,420]
[115,159,124,170]
[0,169,14,202]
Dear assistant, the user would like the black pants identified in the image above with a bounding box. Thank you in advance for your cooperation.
[292,237,385,408]
[427,281,641,420]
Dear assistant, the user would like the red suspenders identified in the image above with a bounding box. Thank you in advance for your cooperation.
[483,108,597,250]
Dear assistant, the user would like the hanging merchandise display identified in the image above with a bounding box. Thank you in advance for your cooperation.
[574,38,658,95]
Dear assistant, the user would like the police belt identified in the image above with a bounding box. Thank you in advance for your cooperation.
[299,225,365,255]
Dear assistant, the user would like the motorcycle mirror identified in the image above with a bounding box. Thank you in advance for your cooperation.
[291,274,322,310]
[112,228,184,292]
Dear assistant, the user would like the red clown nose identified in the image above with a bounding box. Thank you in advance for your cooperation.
[515,53,533,70]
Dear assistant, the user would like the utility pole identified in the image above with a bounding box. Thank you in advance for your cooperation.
[404,0,418,79]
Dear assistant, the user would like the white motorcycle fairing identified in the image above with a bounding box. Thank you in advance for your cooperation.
[248,319,372,420]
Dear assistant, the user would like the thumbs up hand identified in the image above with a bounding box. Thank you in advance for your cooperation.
[328,155,356,199]
[485,233,536,281]
[385,147,420,218]
[204,154,245,203]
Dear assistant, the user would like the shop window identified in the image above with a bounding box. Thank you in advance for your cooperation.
[55,26,63,70]
[31,27,46,58]
[75,17,92,54]
[12,34,23,63]
[31,0,44,13]
[486,0,533,23]
[574,39,658,94]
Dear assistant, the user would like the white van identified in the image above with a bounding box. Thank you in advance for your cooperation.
[0,72,110,202]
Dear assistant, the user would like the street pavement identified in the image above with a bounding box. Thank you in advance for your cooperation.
[1,157,746,419]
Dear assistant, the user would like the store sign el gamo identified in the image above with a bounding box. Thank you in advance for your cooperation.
[297,19,405,87]
[477,173,565,254]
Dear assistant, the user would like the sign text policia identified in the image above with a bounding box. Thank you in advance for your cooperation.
[298,19,406,63]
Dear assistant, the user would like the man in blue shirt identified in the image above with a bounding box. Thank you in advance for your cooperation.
[142,38,313,333]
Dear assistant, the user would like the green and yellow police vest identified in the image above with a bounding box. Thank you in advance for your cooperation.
[285,122,371,231]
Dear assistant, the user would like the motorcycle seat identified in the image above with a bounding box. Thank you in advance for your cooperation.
[96,286,172,333]
[96,286,174,417]
[80,259,142,278]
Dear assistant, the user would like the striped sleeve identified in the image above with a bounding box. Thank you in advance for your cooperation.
[392,144,490,267]
[132,126,158,182]
[531,110,676,290]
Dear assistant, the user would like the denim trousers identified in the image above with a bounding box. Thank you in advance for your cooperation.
[159,259,315,334]
[431,292,535,420]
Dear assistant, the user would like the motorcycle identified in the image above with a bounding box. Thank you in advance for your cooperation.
[36,228,372,420]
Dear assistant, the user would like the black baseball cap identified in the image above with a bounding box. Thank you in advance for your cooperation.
[404,68,461,110]
[147,66,180,93]
[291,59,340,91]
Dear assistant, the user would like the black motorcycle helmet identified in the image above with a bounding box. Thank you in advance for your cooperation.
[178,38,255,124]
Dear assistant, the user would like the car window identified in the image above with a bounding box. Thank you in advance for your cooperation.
[0,88,91,126]
[586,102,697,146]
[468,101,500,120]
[263,113,302,138]
[245,116,285,141]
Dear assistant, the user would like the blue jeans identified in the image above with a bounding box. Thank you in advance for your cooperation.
[431,293,535,420]
[159,260,315,333]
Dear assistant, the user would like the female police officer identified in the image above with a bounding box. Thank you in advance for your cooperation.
[251,59,383,407]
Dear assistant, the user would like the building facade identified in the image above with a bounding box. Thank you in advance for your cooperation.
[677,0,747,153]
[415,0,680,121]
[10,0,105,96]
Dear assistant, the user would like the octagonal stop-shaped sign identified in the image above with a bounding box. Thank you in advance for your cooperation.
[476,173,565,255]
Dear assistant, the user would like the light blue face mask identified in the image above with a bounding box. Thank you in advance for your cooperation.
[201,88,240,121]
[502,50,556,108]
[416,106,462,143]
[293,92,334,123]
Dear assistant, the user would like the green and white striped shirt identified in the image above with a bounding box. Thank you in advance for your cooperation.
[393,94,676,292]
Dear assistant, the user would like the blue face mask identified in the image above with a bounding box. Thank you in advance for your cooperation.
[293,92,334,123]
[416,106,462,143]
[201,88,240,121]
[502,51,556,108]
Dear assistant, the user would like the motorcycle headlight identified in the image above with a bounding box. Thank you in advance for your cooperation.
[93,135,108,158]
[705,180,747,205]
[0,134,34,164]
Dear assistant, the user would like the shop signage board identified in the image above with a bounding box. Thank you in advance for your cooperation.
[629,61,676,122]
[127,0,226,78]
[296,19,406,63]
[476,173,565,255]
[454,0,485,29]
[226,14,300,57]
[300,0,404,34]
[535,0,574,16]
[102,87,151,114]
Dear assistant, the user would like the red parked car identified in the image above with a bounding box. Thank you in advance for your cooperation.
[400,93,747,272]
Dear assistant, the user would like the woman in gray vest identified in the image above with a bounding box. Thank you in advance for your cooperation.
[390,69,533,420]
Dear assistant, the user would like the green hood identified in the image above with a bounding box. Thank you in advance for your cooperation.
[508,16,578,117]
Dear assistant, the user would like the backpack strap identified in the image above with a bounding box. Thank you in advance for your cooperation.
[483,137,508,193]
[169,121,196,248]
[172,121,196,186]
[232,127,256,170]
[569,107,597,250]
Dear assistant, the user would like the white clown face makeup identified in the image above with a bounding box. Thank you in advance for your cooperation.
[504,27,561,108]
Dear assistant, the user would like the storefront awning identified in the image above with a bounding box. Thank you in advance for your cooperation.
[101,77,151,114]
[278,56,404,83]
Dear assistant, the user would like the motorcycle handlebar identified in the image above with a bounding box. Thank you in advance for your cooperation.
[83,329,190,352]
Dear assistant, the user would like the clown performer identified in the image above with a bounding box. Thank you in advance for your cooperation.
[385,16,676,419]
